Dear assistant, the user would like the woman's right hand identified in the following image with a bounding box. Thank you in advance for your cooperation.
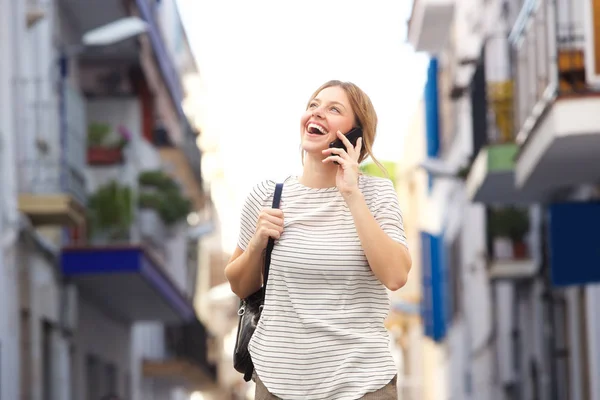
[248,208,284,254]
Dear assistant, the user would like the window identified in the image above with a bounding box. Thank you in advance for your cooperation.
[86,354,100,400]
[105,363,118,395]
[447,235,463,321]
[20,311,32,400]
[42,321,53,400]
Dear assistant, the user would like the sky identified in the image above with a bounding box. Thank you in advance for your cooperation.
[176,0,429,251]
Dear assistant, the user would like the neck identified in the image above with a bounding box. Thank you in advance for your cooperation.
[299,152,337,188]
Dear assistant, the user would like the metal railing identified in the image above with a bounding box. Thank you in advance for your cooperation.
[438,35,461,154]
[164,320,217,379]
[509,0,598,145]
[182,126,202,186]
[14,76,87,205]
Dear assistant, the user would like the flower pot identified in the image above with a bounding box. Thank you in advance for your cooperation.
[512,241,528,259]
[87,147,124,166]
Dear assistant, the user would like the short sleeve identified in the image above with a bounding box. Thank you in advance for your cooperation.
[370,178,408,248]
[237,180,276,251]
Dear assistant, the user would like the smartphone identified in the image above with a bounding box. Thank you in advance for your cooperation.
[329,127,363,151]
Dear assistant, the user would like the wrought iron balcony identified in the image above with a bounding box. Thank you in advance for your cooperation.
[15,77,87,226]
[143,319,217,389]
[510,0,600,144]
[509,0,600,192]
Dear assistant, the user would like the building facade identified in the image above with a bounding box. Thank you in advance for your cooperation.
[389,99,447,400]
[408,0,600,399]
[0,0,219,399]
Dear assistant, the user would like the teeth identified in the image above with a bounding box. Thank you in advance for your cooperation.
[307,123,328,135]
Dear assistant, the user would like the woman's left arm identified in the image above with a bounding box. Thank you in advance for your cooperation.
[323,131,412,291]
[343,190,412,291]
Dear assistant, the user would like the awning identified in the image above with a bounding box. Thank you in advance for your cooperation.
[61,245,196,323]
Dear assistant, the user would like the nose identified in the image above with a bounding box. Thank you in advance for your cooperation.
[311,107,325,119]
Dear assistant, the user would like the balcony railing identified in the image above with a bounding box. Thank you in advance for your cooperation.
[487,206,531,260]
[15,77,87,205]
[182,126,202,186]
[509,0,600,144]
[164,320,217,379]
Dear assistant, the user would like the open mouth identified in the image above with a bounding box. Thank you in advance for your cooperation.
[306,122,328,136]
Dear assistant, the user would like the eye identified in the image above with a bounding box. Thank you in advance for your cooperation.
[330,107,340,113]
[308,102,318,109]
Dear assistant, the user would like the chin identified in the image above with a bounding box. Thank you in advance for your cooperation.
[301,138,329,154]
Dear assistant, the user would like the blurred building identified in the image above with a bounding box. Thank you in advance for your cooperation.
[0,0,222,399]
[408,0,600,399]
[388,99,447,400]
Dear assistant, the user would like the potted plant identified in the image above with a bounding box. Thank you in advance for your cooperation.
[87,122,131,165]
[86,180,133,242]
[138,170,192,227]
[489,206,530,259]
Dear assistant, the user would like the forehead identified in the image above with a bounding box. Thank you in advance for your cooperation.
[314,86,350,104]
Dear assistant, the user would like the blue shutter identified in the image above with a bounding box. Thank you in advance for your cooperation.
[548,202,600,286]
[421,231,448,342]
[424,58,440,191]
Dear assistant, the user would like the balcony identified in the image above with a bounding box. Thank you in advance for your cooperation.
[16,78,87,227]
[57,0,138,63]
[143,320,217,389]
[486,206,538,280]
[466,80,542,204]
[61,245,196,322]
[407,0,455,53]
[153,123,205,211]
[510,0,600,193]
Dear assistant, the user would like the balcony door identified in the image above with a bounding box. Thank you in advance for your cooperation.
[584,0,600,85]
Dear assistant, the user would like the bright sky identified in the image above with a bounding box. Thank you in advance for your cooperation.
[176,0,429,252]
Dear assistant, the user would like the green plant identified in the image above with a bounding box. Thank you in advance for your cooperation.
[360,161,397,185]
[138,170,178,191]
[489,207,530,242]
[138,170,192,226]
[87,122,131,149]
[87,122,112,147]
[87,181,133,240]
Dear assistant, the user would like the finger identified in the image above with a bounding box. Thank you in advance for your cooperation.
[261,221,284,234]
[322,147,351,159]
[265,228,281,239]
[262,208,284,218]
[336,130,355,156]
[354,137,363,157]
[322,155,346,165]
[260,212,284,226]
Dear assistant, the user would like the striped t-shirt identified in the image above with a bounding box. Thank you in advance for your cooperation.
[238,175,408,400]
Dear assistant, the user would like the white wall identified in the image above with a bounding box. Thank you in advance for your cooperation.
[27,246,62,400]
[586,285,600,400]
[165,224,190,295]
[132,323,180,400]
[0,0,23,398]
[73,299,132,400]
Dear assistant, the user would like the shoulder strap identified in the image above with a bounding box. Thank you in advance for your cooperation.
[263,183,283,288]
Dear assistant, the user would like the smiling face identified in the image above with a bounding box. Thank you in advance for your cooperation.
[300,86,357,156]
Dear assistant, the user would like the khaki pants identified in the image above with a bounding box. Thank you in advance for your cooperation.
[254,375,398,400]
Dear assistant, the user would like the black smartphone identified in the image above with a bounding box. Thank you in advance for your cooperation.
[329,127,363,151]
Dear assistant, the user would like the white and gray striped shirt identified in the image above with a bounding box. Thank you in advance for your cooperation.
[239,175,407,400]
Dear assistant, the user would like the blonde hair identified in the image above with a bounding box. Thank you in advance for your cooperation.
[304,80,386,174]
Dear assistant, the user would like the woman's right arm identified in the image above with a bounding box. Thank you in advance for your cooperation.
[225,207,284,299]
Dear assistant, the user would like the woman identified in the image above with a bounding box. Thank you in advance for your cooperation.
[225,80,412,400]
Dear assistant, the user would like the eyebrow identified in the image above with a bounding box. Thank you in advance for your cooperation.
[312,99,347,111]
